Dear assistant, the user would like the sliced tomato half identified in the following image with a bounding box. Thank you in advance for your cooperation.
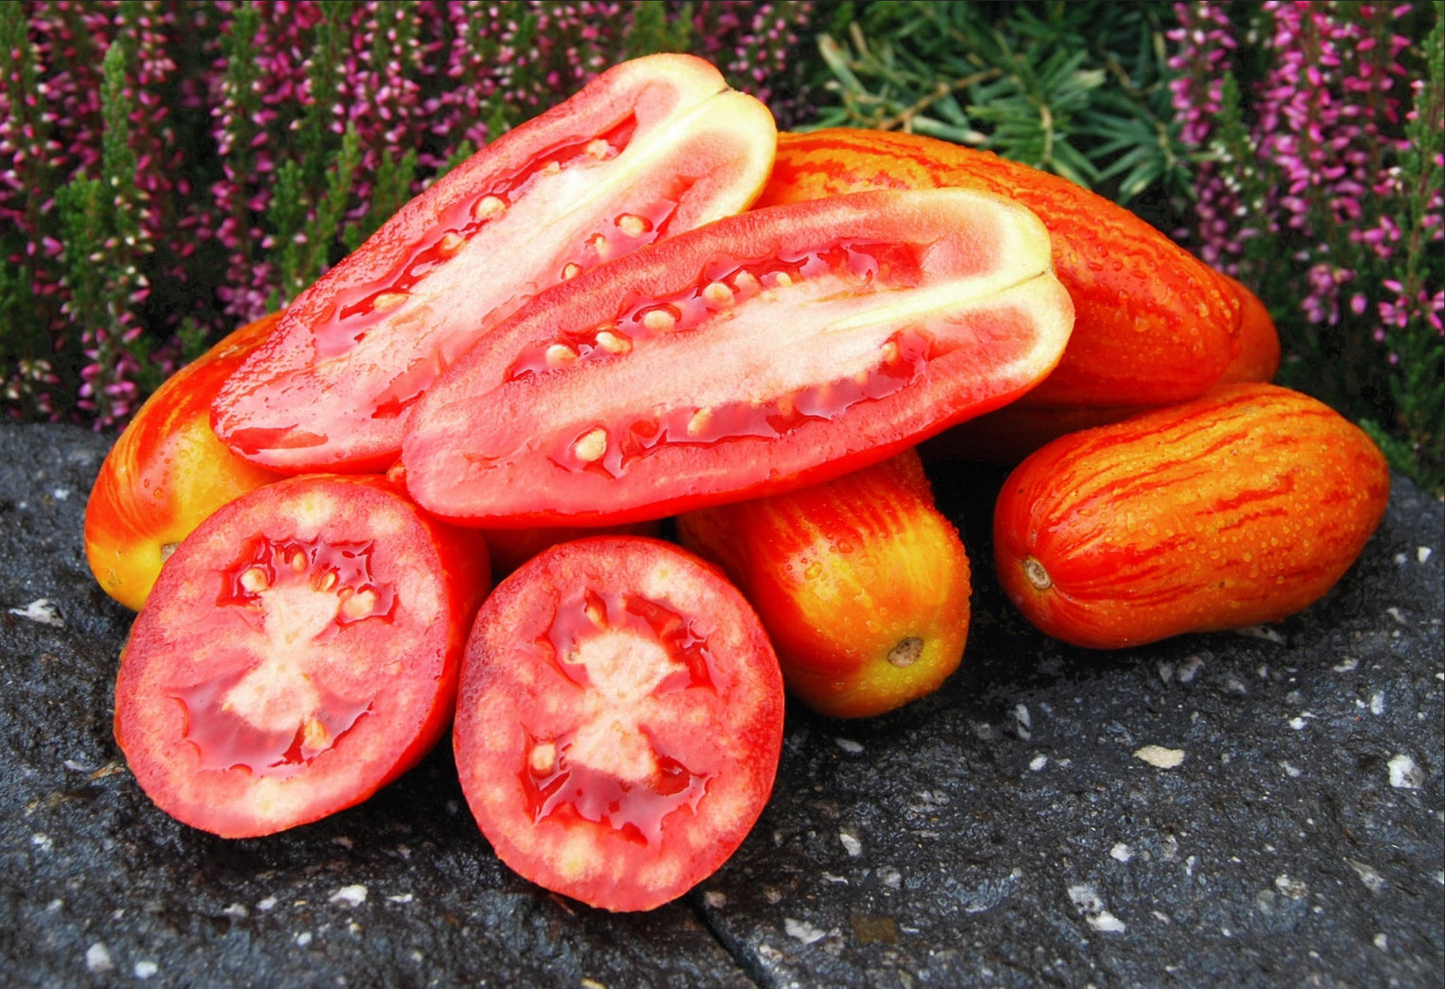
[452,536,784,912]
[212,53,777,474]
[402,188,1075,526]
[113,475,491,838]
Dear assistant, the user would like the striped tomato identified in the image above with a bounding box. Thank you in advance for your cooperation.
[757,128,1242,409]
[993,384,1390,649]
[677,449,971,719]
[85,313,288,610]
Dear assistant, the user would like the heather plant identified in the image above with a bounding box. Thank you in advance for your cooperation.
[1168,0,1443,493]
[1,0,816,430]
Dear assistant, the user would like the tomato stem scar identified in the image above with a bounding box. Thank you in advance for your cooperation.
[1023,556,1052,591]
[887,636,924,668]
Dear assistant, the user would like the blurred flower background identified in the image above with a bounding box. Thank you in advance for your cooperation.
[3,0,1441,491]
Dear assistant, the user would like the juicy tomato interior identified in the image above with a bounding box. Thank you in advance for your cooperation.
[453,536,784,912]
[114,475,491,838]
[212,53,777,474]
[403,188,1075,526]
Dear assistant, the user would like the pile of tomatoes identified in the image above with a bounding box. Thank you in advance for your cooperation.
[83,53,1388,913]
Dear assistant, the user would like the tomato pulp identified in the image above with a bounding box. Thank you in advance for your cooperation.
[114,475,491,837]
[452,536,784,911]
[402,188,1075,526]
[213,53,777,473]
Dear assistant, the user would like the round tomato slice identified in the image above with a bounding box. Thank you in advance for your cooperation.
[452,536,784,912]
[113,475,491,838]
[212,53,776,474]
[403,188,1075,526]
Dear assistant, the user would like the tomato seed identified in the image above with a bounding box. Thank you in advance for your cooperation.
[585,138,610,159]
[687,407,713,437]
[372,291,408,312]
[545,343,579,366]
[617,213,649,237]
[642,308,677,333]
[561,262,583,280]
[595,329,631,354]
[340,588,380,620]
[472,195,506,220]
[702,281,734,306]
[573,428,609,463]
[239,566,270,593]
[529,741,557,775]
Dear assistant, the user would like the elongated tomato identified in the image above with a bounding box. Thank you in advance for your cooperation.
[678,449,971,719]
[758,128,1241,407]
[114,475,491,837]
[213,53,777,473]
[453,537,784,912]
[926,272,1282,464]
[993,384,1390,649]
[86,313,287,610]
[402,188,1075,526]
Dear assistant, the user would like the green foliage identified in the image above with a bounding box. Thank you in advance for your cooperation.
[807,0,1191,221]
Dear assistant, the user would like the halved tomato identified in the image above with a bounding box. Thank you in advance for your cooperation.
[85,313,287,610]
[452,536,784,912]
[212,53,777,474]
[113,475,491,838]
[402,188,1075,527]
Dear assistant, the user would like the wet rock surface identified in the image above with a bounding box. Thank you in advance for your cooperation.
[2,423,1441,988]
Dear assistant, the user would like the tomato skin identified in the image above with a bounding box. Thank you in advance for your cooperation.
[1215,273,1281,386]
[452,536,784,912]
[403,187,1075,527]
[114,474,491,838]
[993,384,1389,650]
[926,274,1282,465]
[678,449,971,719]
[758,128,1242,408]
[213,53,778,474]
[85,313,288,611]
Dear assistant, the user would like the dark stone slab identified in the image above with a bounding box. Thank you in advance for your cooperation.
[1,423,1440,988]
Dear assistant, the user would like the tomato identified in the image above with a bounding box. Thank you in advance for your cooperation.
[113,475,492,838]
[401,187,1075,527]
[212,53,778,474]
[677,449,971,718]
[1215,273,1281,385]
[452,536,784,912]
[925,273,1282,465]
[85,313,288,611]
[992,384,1390,649]
[758,128,1242,408]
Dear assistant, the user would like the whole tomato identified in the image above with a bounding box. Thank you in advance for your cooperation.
[85,314,287,611]
[677,449,971,718]
[993,383,1390,649]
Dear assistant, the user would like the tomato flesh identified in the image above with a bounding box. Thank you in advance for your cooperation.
[212,53,776,473]
[453,537,784,912]
[403,188,1075,526]
[114,475,491,838]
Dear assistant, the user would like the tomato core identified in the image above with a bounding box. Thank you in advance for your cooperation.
[518,585,722,848]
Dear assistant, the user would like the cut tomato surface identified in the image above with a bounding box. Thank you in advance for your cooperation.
[452,536,784,912]
[402,188,1074,526]
[212,53,776,474]
[113,475,491,838]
